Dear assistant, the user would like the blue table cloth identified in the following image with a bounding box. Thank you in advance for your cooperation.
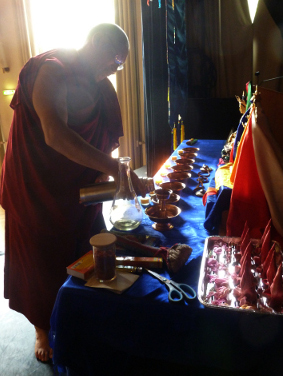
[204,178,232,233]
[50,140,283,376]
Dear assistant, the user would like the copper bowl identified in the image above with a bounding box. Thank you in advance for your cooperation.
[167,171,191,183]
[154,188,172,201]
[160,181,186,193]
[183,146,199,152]
[145,204,181,231]
[175,158,195,165]
[180,151,198,159]
[171,164,193,173]
[151,192,180,205]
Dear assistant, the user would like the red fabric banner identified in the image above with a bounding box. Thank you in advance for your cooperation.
[226,111,270,238]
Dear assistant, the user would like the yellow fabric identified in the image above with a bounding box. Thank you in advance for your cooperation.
[206,187,218,194]
[215,163,234,190]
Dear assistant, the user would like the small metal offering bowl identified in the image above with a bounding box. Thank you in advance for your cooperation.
[183,146,199,152]
[171,164,193,173]
[175,158,195,165]
[160,181,186,193]
[151,192,180,205]
[167,171,191,183]
[145,204,181,231]
[154,188,172,201]
[180,151,198,159]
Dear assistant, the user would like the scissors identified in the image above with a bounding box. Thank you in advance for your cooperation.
[145,269,196,303]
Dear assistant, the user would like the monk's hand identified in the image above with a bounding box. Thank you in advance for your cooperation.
[94,173,110,183]
[130,169,146,197]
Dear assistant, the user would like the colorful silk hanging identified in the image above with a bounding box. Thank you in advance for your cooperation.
[246,81,253,111]
[226,111,270,238]
[147,0,161,8]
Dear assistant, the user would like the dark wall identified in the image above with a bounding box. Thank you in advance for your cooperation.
[185,98,241,140]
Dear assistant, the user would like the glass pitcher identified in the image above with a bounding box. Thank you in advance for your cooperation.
[109,157,143,231]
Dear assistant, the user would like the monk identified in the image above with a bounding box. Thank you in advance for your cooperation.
[0,23,144,362]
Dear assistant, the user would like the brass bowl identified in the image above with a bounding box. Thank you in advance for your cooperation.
[183,146,199,152]
[167,171,191,183]
[175,158,195,165]
[154,188,172,201]
[145,204,181,231]
[160,181,186,193]
[180,152,198,159]
[171,164,193,173]
[151,192,180,205]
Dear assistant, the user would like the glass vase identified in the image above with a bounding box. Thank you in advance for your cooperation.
[109,157,143,231]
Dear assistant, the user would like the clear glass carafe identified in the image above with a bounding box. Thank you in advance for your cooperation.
[110,157,143,231]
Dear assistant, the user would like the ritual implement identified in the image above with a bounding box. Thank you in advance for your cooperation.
[101,229,192,273]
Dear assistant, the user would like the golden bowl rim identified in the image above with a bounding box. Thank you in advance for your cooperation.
[151,192,180,204]
[145,204,181,221]
[175,158,195,164]
[171,164,193,171]
[181,151,197,157]
[160,181,186,191]
[167,171,191,179]
[180,155,197,160]
[154,188,173,195]
[183,146,199,152]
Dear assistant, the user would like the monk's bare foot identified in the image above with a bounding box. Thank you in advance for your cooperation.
[34,326,53,362]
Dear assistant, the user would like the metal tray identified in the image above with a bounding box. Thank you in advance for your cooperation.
[198,236,283,315]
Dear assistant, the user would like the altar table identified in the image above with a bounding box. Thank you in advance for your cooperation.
[50,140,283,376]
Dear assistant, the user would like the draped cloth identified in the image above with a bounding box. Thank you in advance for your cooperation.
[226,109,271,239]
[0,49,123,329]
[252,91,283,238]
[226,87,283,243]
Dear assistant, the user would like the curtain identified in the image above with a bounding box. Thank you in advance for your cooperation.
[13,0,35,65]
[0,0,33,162]
[114,0,145,170]
[186,0,283,98]
[167,0,188,134]
[186,0,253,98]
[263,0,283,38]
[141,0,170,176]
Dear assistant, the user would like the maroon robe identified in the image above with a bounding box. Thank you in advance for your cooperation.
[0,49,123,329]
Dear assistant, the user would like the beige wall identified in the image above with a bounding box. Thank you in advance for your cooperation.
[0,0,25,148]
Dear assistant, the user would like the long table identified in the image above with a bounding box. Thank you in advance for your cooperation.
[50,140,283,376]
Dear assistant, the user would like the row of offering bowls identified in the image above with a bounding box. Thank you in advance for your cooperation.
[162,146,199,184]
[144,146,199,231]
